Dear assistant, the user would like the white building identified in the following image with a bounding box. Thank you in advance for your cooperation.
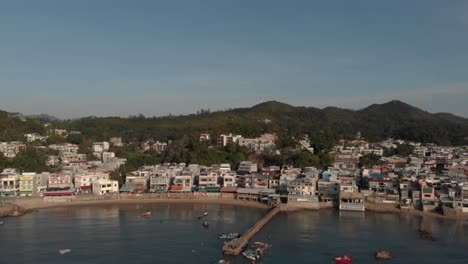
[24,133,47,142]
[102,152,116,163]
[199,172,219,188]
[222,172,237,187]
[74,172,110,191]
[92,180,119,195]
[92,142,110,153]
[218,133,243,147]
[238,161,257,173]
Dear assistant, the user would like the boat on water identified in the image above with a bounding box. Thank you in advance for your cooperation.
[0,220,4,225]
[217,260,229,264]
[218,233,240,239]
[335,254,353,264]
[142,211,152,217]
[59,249,71,255]
[242,249,261,261]
[197,212,208,219]
[202,221,209,228]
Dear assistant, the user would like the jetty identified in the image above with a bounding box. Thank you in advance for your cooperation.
[223,205,282,255]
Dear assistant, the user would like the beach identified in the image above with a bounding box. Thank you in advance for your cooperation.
[1,196,269,214]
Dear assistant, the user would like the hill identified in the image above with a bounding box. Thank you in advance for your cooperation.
[55,100,468,146]
[1,100,467,146]
[0,111,46,141]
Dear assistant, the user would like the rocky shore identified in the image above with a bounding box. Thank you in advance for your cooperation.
[0,202,28,218]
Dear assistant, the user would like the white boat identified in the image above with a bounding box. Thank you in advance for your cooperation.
[59,249,71,255]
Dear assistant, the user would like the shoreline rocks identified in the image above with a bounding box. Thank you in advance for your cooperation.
[0,203,27,218]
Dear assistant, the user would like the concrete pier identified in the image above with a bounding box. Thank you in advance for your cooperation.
[223,205,282,255]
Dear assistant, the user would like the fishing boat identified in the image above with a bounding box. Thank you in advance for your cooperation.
[202,221,209,228]
[197,212,209,219]
[335,254,353,264]
[218,233,240,239]
[142,210,152,217]
[59,249,72,255]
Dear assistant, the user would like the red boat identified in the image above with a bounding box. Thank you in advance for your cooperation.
[142,211,152,217]
[335,254,352,264]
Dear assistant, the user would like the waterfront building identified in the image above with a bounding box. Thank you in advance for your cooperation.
[47,174,72,190]
[92,180,119,195]
[0,169,20,196]
[74,173,110,192]
[19,173,35,196]
[222,171,237,187]
[339,192,365,211]
[149,177,170,193]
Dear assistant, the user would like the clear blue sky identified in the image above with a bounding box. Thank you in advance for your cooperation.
[1,0,467,118]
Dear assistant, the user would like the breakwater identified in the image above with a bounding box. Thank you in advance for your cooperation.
[223,205,282,255]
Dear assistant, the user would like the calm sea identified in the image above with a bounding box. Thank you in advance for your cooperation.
[0,203,467,264]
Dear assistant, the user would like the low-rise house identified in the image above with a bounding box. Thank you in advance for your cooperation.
[173,174,193,188]
[92,180,119,195]
[102,152,116,163]
[0,169,20,196]
[47,174,72,190]
[238,161,257,173]
[287,177,317,196]
[317,179,340,202]
[218,133,242,146]
[339,192,365,211]
[125,176,148,193]
[49,143,79,154]
[74,173,110,192]
[222,172,237,187]
[19,173,35,196]
[25,133,47,142]
[150,177,170,193]
[92,142,110,153]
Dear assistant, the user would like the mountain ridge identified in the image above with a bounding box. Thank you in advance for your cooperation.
[1,100,467,145]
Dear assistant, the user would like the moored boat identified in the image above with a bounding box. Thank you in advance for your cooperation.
[218,232,240,239]
[142,211,152,217]
[197,212,209,219]
[242,249,260,261]
[202,221,209,228]
[335,254,353,264]
[59,249,72,255]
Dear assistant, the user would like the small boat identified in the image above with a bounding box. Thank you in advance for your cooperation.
[0,220,4,225]
[197,212,209,219]
[218,233,240,239]
[142,211,152,217]
[59,249,71,255]
[335,254,353,264]
[217,260,229,264]
[202,221,209,228]
[242,249,260,261]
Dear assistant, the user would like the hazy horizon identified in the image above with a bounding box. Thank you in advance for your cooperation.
[1,0,468,118]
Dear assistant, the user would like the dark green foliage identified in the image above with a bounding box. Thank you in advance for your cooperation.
[0,146,48,173]
[0,111,45,141]
[46,135,67,145]
[359,154,382,168]
[383,143,415,157]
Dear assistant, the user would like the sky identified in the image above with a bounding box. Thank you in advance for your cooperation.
[1,0,467,119]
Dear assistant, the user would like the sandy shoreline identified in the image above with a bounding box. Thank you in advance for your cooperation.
[6,198,269,212]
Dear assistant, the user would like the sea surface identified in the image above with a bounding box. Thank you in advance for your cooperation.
[1,203,468,264]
